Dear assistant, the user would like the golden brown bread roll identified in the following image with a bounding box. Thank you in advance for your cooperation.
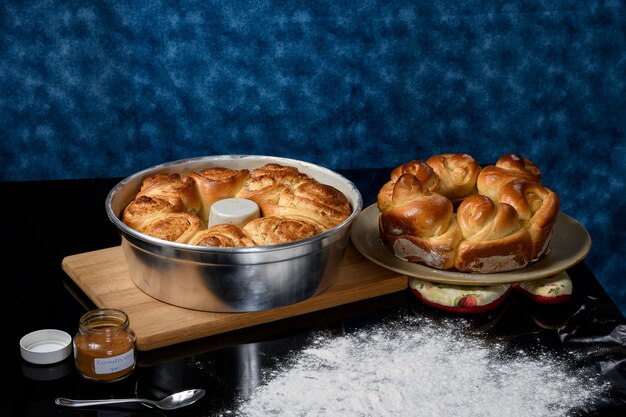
[476,153,542,202]
[454,195,533,273]
[496,179,560,260]
[377,174,463,270]
[426,153,481,202]
[136,212,204,243]
[390,160,441,190]
[235,163,310,210]
[135,173,201,214]
[187,224,255,247]
[237,163,310,196]
[377,160,440,212]
[495,153,542,181]
[260,180,352,230]
[122,195,185,230]
[236,164,351,230]
[187,167,250,223]
[242,215,324,246]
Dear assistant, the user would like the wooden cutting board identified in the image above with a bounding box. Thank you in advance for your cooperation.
[62,244,408,351]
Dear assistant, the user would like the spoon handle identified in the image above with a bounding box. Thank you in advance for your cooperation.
[55,397,157,408]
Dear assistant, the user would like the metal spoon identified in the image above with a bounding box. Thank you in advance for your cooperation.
[55,388,205,410]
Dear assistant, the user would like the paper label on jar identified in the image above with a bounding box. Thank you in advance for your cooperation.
[94,349,135,375]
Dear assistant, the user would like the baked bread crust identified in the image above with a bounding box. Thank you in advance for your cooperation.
[377,160,440,212]
[377,174,463,270]
[235,163,351,230]
[122,162,352,247]
[455,195,533,273]
[136,212,204,243]
[135,173,201,213]
[242,215,324,246]
[494,153,542,180]
[187,167,251,223]
[122,195,186,230]
[377,153,559,274]
[476,153,542,202]
[497,179,560,260]
[426,153,481,202]
[390,160,441,191]
[187,224,255,247]
[259,180,352,230]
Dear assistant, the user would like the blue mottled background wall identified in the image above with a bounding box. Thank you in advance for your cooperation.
[1,1,625,314]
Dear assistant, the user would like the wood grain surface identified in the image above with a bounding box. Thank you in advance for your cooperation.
[62,244,408,351]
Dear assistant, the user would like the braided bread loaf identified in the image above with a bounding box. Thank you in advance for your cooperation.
[377,153,560,273]
[122,163,352,247]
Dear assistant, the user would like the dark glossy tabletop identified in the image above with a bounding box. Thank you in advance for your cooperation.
[3,169,625,417]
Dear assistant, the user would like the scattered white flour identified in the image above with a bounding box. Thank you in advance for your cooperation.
[220,315,608,417]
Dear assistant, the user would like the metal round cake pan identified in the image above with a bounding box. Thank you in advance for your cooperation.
[105,155,363,313]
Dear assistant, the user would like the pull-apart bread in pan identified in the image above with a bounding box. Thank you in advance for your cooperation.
[122,163,352,247]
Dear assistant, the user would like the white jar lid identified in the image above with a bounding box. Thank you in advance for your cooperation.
[20,329,72,365]
[208,198,260,228]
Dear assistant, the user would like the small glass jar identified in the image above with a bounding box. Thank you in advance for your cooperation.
[73,309,136,382]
